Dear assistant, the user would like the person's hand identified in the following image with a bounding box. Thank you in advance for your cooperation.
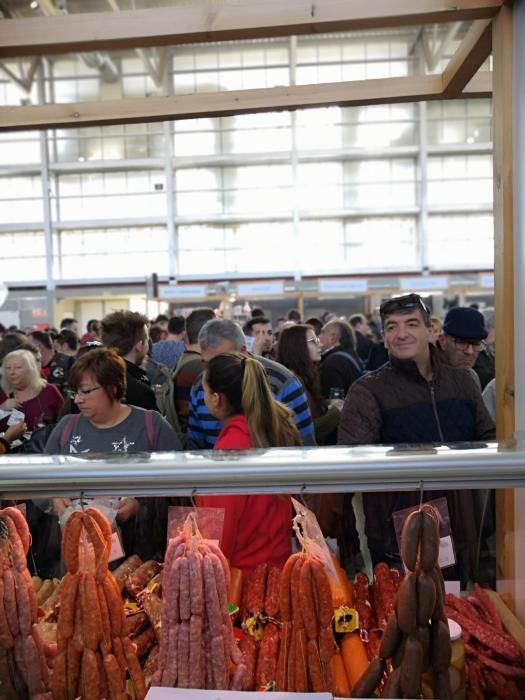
[4,419,26,443]
[0,399,22,411]
[116,497,139,523]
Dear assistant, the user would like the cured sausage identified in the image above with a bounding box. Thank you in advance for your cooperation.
[2,507,30,555]
[178,620,191,688]
[310,559,333,629]
[1,515,27,572]
[123,636,147,700]
[419,509,440,572]
[61,511,83,574]
[66,641,82,698]
[379,609,402,660]
[103,653,126,697]
[80,573,102,651]
[400,510,421,572]
[80,648,100,700]
[178,557,191,621]
[189,614,204,689]
[430,618,451,672]
[102,573,123,637]
[239,633,258,691]
[299,560,318,640]
[112,554,143,592]
[279,553,302,622]
[0,578,14,649]
[13,568,31,637]
[245,563,267,615]
[81,514,108,584]
[84,507,112,550]
[255,622,280,689]
[188,550,204,617]
[399,633,423,698]
[264,566,281,618]
[396,571,417,635]
[49,649,67,700]
[56,572,78,649]
[350,657,386,698]
[125,560,161,599]
[275,619,291,691]
[307,638,327,692]
[416,572,437,626]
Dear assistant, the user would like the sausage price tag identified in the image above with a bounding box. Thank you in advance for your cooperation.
[334,605,359,633]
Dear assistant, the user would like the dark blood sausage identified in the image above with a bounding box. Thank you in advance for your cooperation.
[420,509,440,572]
[399,634,424,698]
[381,666,401,698]
[350,657,386,698]
[416,572,437,626]
[430,618,451,672]
[125,560,161,599]
[395,571,417,635]
[400,510,422,572]
[379,610,402,660]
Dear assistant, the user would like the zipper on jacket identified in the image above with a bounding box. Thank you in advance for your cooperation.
[428,381,445,443]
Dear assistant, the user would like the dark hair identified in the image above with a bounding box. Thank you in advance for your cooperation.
[101,310,148,357]
[287,309,302,322]
[168,315,185,335]
[205,353,300,448]
[60,317,78,330]
[69,347,126,402]
[149,324,165,344]
[155,314,169,323]
[349,313,366,328]
[277,324,324,411]
[251,307,265,318]
[56,329,79,352]
[186,308,216,345]
[77,340,104,359]
[86,319,100,334]
[325,320,356,353]
[305,316,323,336]
[29,330,53,351]
[380,293,431,328]
[17,342,41,360]
[0,331,27,364]
[243,317,271,335]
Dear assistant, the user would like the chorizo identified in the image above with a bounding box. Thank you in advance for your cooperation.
[0,579,14,649]
[239,632,258,691]
[80,648,101,700]
[307,638,328,692]
[2,514,26,572]
[96,582,112,655]
[279,553,302,622]
[245,563,267,615]
[102,572,123,637]
[255,622,280,689]
[31,624,50,688]
[400,509,422,572]
[66,641,82,698]
[319,624,337,664]
[2,507,30,555]
[81,513,108,584]
[13,568,31,638]
[22,568,37,624]
[49,649,67,700]
[294,627,308,692]
[56,572,79,649]
[84,507,112,550]
[123,636,147,700]
[299,560,318,640]
[310,558,333,628]
[263,566,281,618]
[80,573,102,651]
[15,633,45,697]
[111,635,128,676]
[61,511,83,574]
[103,653,126,697]
[395,571,417,634]
[275,619,291,691]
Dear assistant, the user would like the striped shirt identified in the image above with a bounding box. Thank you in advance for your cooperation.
[187,354,316,448]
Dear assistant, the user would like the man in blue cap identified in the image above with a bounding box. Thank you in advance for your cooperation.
[437,306,488,372]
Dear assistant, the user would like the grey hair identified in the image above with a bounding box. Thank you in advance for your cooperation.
[1,349,46,395]
[198,318,246,351]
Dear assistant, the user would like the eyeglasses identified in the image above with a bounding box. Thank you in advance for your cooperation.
[450,337,485,351]
[380,294,431,320]
[307,336,320,345]
[74,386,102,397]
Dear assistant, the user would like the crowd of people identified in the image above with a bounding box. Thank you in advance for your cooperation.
[0,295,497,582]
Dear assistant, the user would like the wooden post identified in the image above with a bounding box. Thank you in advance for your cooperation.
[492,4,519,613]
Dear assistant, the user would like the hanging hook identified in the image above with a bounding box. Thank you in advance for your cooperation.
[419,480,424,508]
[190,488,198,511]
[80,491,86,511]
[297,484,309,510]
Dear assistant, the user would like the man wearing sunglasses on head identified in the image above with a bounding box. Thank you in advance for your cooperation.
[337,293,495,582]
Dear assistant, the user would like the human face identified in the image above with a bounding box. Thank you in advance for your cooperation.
[70,321,79,336]
[201,339,238,363]
[383,310,430,364]
[438,335,483,368]
[251,323,273,354]
[306,330,322,362]
[319,324,338,351]
[203,372,223,419]
[73,372,113,421]
[136,325,149,364]
[3,357,29,390]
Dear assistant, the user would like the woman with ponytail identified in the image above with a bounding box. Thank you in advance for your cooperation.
[195,352,300,575]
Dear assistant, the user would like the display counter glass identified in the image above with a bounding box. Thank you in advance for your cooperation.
[0,442,524,699]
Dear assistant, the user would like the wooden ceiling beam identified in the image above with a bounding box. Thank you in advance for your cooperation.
[0,74,445,132]
[441,18,493,96]
[0,0,503,58]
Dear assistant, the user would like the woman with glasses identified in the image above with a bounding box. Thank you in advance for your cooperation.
[0,348,64,434]
[277,323,340,446]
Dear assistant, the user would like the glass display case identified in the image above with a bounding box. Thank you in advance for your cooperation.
[1,442,524,699]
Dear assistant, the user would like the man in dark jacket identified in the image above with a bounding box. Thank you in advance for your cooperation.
[338,293,495,580]
[101,310,157,411]
[319,320,362,399]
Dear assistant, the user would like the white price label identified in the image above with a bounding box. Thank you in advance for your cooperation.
[109,531,125,562]
[438,535,456,568]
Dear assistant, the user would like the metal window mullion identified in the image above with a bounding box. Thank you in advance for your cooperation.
[38,61,55,291]
[418,99,429,272]
[290,35,301,283]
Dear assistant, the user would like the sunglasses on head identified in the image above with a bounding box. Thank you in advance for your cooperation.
[380,294,431,319]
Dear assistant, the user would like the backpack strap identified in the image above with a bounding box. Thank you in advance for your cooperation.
[59,414,80,449]
[145,410,155,451]
[331,350,364,375]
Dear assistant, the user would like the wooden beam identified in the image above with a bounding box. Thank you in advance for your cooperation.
[0,0,504,58]
[462,69,492,95]
[0,74,444,132]
[441,19,493,96]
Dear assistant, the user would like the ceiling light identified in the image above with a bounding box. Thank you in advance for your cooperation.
[30,1,39,9]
